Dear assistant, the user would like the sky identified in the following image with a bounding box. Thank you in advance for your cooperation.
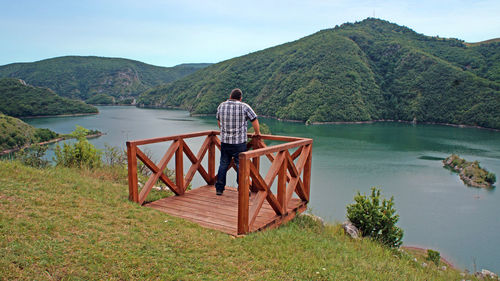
[1,0,499,67]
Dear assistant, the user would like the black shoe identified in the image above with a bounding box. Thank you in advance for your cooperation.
[216,189,223,196]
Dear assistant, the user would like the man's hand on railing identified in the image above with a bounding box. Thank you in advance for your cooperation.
[251,119,261,136]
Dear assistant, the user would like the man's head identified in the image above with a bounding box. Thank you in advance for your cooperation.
[230,88,242,101]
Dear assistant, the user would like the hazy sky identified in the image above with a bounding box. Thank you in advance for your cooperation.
[1,0,499,67]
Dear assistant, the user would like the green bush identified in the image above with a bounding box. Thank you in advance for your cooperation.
[54,126,102,169]
[426,249,441,266]
[103,144,127,167]
[346,187,404,248]
[16,144,49,168]
[485,172,496,184]
[451,156,465,168]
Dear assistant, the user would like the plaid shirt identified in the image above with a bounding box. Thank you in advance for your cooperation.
[216,99,258,144]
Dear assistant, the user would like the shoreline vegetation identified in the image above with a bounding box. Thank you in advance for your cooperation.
[0,132,104,156]
[20,112,99,119]
[188,111,500,131]
[87,103,136,106]
[443,154,496,188]
[16,112,99,119]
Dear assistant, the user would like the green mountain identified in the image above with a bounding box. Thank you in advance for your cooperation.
[0,113,58,152]
[138,18,500,129]
[0,56,210,101]
[0,78,98,117]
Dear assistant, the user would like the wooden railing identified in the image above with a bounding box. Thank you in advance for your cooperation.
[126,130,313,235]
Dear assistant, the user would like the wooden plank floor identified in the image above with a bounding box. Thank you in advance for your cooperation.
[145,185,307,236]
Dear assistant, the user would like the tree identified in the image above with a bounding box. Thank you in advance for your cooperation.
[346,187,404,248]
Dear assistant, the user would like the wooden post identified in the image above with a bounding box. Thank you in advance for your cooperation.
[303,144,312,202]
[176,139,184,194]
[238,157,250,235]
[208,135,216,185]
[277,151,287,214]
[251,137,261,170]
[250,137,260,193]
[126,141,139,203]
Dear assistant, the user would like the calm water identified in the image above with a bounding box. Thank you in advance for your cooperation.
[25,106,500,272]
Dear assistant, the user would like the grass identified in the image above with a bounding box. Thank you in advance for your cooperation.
[0,160,477,280]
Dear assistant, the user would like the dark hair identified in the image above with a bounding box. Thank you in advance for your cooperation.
[230,88,242,100]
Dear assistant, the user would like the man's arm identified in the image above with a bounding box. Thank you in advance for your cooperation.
[218,120,221,128]
[251,119,261,135]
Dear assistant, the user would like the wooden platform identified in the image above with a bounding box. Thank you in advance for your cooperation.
[145,185,307,236]
[127,131,312,235]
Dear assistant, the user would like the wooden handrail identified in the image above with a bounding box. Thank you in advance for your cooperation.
[126,131,313,235]
[240,138,312,159]
[128,130,216,146]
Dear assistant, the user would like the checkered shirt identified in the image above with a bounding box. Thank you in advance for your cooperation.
[216,99,258,144]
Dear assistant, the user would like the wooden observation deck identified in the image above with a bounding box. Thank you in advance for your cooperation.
[126,131,312,236]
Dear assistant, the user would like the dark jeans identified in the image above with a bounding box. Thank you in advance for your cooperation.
[215,142,247,192]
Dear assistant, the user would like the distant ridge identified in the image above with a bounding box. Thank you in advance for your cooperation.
[0,56,210,102]
[465,38,500,47]
[0,78,97,117]
[138,18,500,129]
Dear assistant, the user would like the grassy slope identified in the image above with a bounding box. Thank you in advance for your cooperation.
[0,78,98,117]
[0,160,472,280]
[0,56,210,100]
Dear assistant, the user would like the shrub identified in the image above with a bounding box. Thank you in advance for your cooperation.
[88,129,101,136]
[103,144,127,167]
[346,187,404,248]
[69,125,90,139]
[54,126,102,169]
[485,172,496,184]
[426,249,441,266]
[16,144,49,168]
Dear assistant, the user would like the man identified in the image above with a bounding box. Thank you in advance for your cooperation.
[215,88,260,196]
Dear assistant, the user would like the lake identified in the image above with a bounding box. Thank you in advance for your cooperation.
[25,106,500,273]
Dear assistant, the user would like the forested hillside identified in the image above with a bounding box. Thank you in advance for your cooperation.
[0,113,58,152]
[138,18,500,129]
[0,78,97,117]
[0,56,210,102]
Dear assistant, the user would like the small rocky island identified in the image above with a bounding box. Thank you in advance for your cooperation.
[443,154,496,188]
